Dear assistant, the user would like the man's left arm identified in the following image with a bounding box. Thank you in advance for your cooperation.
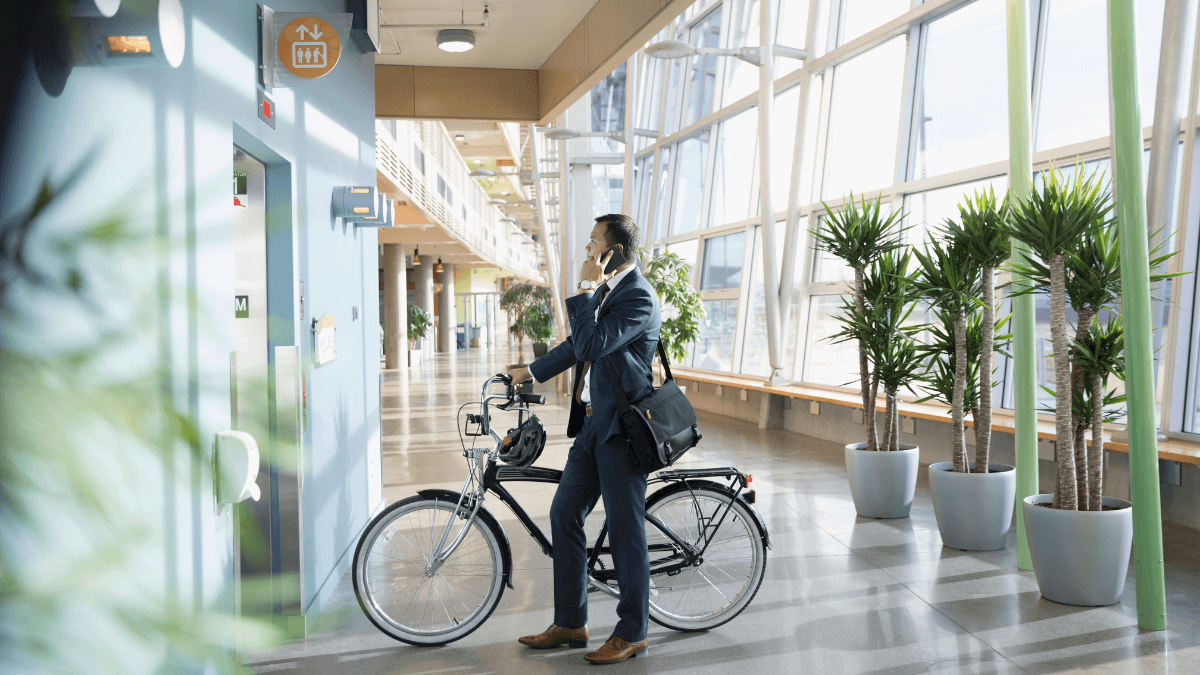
[571,286,654,363]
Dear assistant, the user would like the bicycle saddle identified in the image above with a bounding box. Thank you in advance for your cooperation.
[500,416,546,468]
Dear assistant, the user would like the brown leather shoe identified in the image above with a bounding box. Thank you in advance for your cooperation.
[518,624,590,649]
[583,635,648,664]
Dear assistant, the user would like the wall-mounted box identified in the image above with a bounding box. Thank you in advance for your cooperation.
[333,185,376,220]
[355,195,393,227]
[809,401,820,415]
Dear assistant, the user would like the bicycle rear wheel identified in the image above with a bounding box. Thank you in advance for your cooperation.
[352,495,506,646]
[644,483,767,631]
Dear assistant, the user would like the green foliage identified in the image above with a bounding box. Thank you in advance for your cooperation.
[643,251,705,364]
[1002,164,1112,264]
[500,283,554,360]
[942,187,1011,271]
[2,172,280,674]
[407,305,432,348]
[912,234,982,316]
[829,249,922,381]
[916,310,1013,409]
[812,193,907,269]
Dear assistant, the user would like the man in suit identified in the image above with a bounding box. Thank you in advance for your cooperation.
[507,214,660,664]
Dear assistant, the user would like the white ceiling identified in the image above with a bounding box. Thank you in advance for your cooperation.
[377,0,601,70]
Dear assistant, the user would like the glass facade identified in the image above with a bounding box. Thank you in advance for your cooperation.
[543,0,1200,439]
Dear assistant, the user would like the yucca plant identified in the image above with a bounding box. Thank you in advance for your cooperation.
[812,194,907,452]
[1005,165,1179,510]
[830,249,924,451]
[913,235,982,473]
[1003,165,1115,510]
[941,189,1011,470]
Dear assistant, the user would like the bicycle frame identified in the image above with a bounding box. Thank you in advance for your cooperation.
[425,375,754,598]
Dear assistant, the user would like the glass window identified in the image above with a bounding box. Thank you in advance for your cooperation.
[663,54,685,135]
[840,0,910,45]
[666,239,699,275]
[683,8,724,128]
[724,0,761,105]
[670,131,711,235]
[710,108,758,227]
[800,295,861,386]
[592,63,626,134]
[634,155,654,233]
[653,146,674,241]
[810,213,859,284]
[740,222,800,376]
[637,54,665,132]
[1036,0,1166,152]
[691,298,739,370]
[775,0,810,77]
[590,164,623,218]
[902,175,1009,251]
[769,85,801,214]
[414,144,425,175]
[822,36,907,200]
[912,0,1009,180]
[700,231,746,289]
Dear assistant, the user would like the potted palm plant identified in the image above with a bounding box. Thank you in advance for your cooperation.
[1003,165,1153,605]
[915,190,1017,551]
[815,196,922,518]
[407,305,432,367]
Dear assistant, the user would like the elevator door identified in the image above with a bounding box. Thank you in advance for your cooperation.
[233,147,272,590]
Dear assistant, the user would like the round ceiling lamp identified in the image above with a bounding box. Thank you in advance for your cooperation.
[437,29,476,52]
[541,128,580,141]
[469,169,495,177]
[454,134,466,142]
[645,40,696,59]
[487,198,508,205]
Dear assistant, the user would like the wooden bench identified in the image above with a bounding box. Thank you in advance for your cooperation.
[671,367,1200,466]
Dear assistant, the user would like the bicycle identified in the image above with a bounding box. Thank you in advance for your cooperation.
[352,373,772,646]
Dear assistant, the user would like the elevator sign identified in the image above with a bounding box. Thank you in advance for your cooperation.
[260,8,352,88]
[278,16,341,79]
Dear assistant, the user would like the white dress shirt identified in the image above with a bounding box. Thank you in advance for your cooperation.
[529,264,635,406]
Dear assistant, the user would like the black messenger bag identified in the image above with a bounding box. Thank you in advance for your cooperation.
[602,342,701,474]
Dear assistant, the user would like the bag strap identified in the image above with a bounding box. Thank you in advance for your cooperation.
[657,341,673,382]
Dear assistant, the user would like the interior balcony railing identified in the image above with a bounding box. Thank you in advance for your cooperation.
[376,119,545,282]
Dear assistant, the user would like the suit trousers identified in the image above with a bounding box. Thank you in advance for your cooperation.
[549,414,649,642]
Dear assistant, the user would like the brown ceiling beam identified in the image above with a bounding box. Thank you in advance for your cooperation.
[375,0,691,125]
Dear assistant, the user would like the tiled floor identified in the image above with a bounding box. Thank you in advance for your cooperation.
[247,349,1200,674]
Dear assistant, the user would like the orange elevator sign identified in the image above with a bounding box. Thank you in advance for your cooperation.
[277,16,341,80]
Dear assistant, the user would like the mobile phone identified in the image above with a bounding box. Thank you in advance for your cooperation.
[603,245,627,274]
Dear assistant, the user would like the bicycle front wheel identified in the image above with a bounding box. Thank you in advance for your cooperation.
[352,495,506,646]
[644,483,767,631]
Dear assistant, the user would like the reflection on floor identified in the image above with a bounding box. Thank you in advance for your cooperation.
[248,349,1200,674]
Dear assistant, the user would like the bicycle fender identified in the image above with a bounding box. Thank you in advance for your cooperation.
[646,480,773,551]
[417,489,515,589]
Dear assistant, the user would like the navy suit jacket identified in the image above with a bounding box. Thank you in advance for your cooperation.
[529,267,661,443]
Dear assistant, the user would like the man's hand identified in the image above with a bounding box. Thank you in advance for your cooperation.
[578,249,615,290]
[507,366,532,384]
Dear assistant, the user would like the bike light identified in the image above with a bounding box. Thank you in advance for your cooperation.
[746,473,752,484]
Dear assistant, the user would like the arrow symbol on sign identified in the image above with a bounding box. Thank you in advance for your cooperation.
[296,24,323,40]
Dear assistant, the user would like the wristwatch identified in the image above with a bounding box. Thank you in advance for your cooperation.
[578,280,597,291]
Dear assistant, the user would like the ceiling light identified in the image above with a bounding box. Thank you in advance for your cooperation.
[454,134,466,142]
[437,28,476,52]
[435,258,444,273]
[645,40,698,59]
[469,169,495,177]
[412,247,421,265]
[488,198,508,205]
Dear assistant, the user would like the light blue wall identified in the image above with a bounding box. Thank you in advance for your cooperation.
[1,1,380,623]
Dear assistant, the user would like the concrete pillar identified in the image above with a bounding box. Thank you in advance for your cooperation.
[437,262,456,353]
[413,255,434,355]
[382,244,407,369]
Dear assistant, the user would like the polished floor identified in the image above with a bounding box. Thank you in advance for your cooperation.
[247,348,1200,674]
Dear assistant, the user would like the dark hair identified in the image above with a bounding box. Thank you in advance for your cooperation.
[595,214,640,259]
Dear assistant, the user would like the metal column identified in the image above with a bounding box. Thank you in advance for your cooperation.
[1006,0,1039,571]
[437,263,456,353]
[1108,0,1167,631]
[528,123,568,337]
[621,55,637,215]
[756,0,786,383]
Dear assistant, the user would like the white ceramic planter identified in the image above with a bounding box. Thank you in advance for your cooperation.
[929,462,1015,551]
[1023,494,1133,606]
[844,443,919,519]
[408,349,422,367]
